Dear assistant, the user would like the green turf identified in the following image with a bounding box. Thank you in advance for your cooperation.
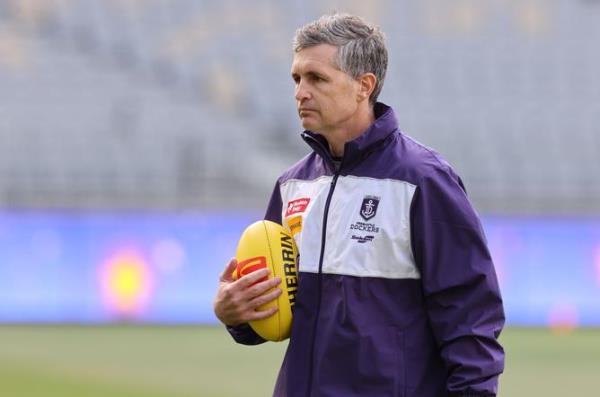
[0,326,597,396]
[499,327,600,396]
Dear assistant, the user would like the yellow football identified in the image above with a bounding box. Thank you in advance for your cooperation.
[234,220,298,341]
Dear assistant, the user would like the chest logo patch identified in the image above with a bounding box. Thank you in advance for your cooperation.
[286,197,310,217]
[360,195,380,221]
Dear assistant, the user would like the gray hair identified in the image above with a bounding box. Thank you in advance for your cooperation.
[293,13,388,106]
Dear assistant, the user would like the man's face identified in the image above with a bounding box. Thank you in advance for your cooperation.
[291,44,361,136]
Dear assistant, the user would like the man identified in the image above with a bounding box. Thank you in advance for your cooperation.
[214,13,504,397]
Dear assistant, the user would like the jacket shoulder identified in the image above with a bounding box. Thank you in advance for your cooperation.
[278,152,328,184]
[382,132,460,187]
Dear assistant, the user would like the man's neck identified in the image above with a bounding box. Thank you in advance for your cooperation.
[327,105,376,157]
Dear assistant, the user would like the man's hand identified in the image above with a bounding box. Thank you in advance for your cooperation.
[213,258,282,327]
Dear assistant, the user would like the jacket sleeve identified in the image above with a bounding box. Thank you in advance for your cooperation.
[264,179,283,225]
[225,180,284,345]
[410,166,505,396]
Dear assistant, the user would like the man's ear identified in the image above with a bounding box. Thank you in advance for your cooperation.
[357,73,377,103]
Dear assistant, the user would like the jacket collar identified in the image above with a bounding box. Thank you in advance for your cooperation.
[301,102,399,171]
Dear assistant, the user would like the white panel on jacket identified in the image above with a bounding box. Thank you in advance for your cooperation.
[280,175,419,280]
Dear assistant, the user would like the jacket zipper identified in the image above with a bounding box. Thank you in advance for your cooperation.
[299,130,392,395]
[306,160,341,397]
[307,137,343,396]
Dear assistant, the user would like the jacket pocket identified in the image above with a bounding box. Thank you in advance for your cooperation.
[356,326,406,397]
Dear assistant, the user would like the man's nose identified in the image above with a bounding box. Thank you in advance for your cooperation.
[295,81,311,102]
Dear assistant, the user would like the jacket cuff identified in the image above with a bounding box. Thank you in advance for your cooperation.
[226,323,266,345]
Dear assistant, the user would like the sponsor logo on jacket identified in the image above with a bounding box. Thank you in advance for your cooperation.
[287,216,302,235]
[286,197,310,217]
[351,235,375,244]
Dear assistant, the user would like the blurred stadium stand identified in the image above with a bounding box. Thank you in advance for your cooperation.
[0,0,599,213]
[1,0,599,328]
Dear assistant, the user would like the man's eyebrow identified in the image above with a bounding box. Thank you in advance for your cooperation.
[291,69,327,79]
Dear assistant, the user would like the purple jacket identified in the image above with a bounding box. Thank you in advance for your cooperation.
[228,103,505,396]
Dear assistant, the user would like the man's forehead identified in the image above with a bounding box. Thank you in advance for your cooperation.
[291,44,339,73]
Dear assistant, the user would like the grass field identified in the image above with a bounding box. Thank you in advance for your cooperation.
[0,326,598,396]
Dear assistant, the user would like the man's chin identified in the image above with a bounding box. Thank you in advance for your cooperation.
[301,118,319,131]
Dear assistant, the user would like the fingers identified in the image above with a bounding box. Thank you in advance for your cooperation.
[249,287,282,309]
[214,260,284,326]
[214,285,281,326]
[247,306,279,322]
[219,258,238,282]
[236,268,271,288]
[243,284,283,322]
[244,274,281,297]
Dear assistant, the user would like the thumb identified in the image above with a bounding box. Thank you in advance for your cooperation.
[219,258,238,282]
